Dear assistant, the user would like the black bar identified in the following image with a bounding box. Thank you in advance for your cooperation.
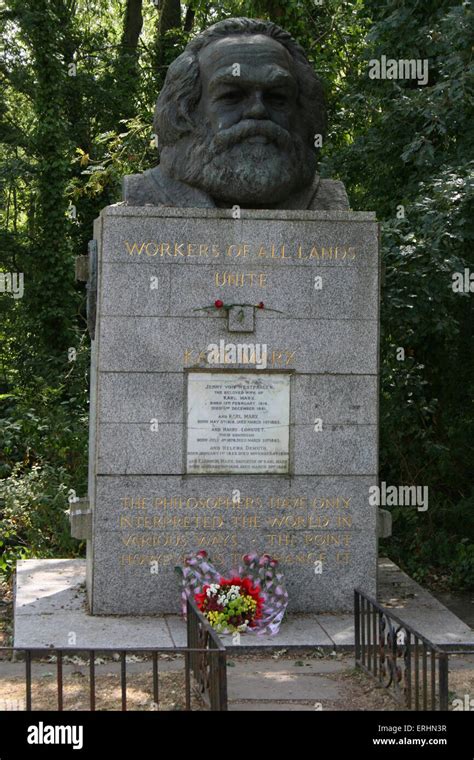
[187,597,225,650]
[0,645,227,655]
[431,649,436,710]
[422,643,428,711]
[361,596,366,667]
[406,632,412,709]
[372,602,377,677]
[377,611,383,685]
[152,651,159,706]
[57,650,63,711]
[211,650,218,711]
[218,649,228,711]
[354,590,361,662]
[90,650,96,711]
[367,599,372,672]
[438,653,449,711]
[353,589,446,651]
[353,589,450,712]
[186,598,228,711]
[0,642,227,713]
[25,650,32,711]
[414,638,420,710]
[187,599,197,680]
[389,620,396,689]
[184,651,191,711]
[121,651,127,711]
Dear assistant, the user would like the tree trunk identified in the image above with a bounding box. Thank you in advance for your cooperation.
[20,0,75,361]
[158,0,181,36]
[154,0,182,82]
[121,0,143,50]
[114,0,144,122]
[184,4,195,32]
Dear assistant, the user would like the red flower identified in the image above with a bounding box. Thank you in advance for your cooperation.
[214,299,224,308]
[196,550,207,558]
[195,589,207,610]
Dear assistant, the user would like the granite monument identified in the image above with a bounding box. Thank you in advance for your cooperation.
[73,18,380,615]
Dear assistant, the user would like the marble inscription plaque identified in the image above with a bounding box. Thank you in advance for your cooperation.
[186,372,290,474]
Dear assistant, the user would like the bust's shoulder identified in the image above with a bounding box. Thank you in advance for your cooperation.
[309,178,350,211]
[122,169,163,206]
[122,166,215,208]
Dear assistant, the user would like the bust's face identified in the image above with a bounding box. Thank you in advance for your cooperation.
[160,34,317,206]
[196,35,299,143]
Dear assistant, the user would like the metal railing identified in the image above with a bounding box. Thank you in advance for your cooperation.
[0,604,227,711]
[186,597,228,711]
[354,588,449,710]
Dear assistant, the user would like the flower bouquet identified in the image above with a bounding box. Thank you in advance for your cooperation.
[195,577,264,633]
[176,550,289,636]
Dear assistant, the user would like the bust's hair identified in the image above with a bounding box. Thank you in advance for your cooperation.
[154,17,326,149]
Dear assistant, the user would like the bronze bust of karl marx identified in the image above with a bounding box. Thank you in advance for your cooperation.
[123,17,349,211]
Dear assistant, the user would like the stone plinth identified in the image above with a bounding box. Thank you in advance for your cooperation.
[86,206,380,614]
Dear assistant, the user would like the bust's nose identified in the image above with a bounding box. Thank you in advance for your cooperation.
[242,90,268,119]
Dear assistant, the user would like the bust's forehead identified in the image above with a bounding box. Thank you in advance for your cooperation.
[198,34,295,74]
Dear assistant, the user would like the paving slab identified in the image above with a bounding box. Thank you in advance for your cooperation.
[378,558,474,649]
[226,659,346,674]
[227,671,342,701]
[432,591,474,629]
[220,615,333,651]
[447,654,474,671]
[14,559,86,615]
[228,701,320,711]
[14,560,173,650]
[12,558,474,650]
[14,613,173,650]
[164,614,186,647]
[317,614,355,648]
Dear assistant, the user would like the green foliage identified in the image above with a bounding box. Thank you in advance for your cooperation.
[0,334,89,579]
[0,462,80,580]
[325,0,474,589]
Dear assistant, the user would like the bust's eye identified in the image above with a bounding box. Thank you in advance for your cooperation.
[217,90,243,104]
[265,91,288,107]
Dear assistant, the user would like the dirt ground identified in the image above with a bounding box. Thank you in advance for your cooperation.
[0,652,399,712]
[0,659,204,711]
[0,579,11,648]
[1,650,472,712]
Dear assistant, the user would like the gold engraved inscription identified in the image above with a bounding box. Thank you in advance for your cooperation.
[117,493,358,569]
[124,241,358,262]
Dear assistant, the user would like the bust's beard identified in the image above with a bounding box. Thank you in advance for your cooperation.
[159,120,316,206]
